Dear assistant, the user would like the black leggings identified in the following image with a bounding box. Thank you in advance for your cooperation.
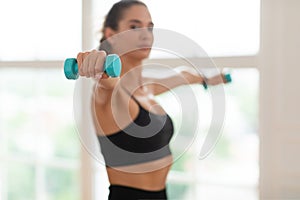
[108,184,168,200]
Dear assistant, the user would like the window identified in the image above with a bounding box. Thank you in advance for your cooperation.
[0,0,82,61]
[146,0,260,57]
[92,0,260,57]
[0,0,82,199]
[0,0,261,199]
[0,68,80,200]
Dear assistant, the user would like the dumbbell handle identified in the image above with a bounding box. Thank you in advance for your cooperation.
[203,73,232,89]
[64,54,122,80]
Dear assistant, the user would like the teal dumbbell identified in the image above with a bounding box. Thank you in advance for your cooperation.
[203,73,232,89]
[64,54,122,80]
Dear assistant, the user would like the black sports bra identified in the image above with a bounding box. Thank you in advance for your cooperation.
[97,95,174,167]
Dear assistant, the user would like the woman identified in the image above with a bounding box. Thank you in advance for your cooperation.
[77,1,227,199]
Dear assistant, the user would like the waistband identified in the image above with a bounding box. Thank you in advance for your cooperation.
[108,184,167,200]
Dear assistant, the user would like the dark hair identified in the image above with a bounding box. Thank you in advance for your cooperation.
[98,0,147,53]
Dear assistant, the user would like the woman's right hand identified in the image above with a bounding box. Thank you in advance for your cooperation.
[76,50,108,79]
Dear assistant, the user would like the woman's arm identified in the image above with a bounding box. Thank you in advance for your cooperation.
[143,70,205,95]
[143,68,229,96]
[92,76,142,136]
[75,50,139,135]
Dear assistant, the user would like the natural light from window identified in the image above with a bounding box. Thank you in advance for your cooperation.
[0,0,81,61]
[93,0,260,58]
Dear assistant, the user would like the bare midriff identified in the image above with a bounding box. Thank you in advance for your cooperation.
[106,155,173,191]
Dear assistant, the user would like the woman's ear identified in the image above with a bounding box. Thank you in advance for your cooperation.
[104,27,116,44]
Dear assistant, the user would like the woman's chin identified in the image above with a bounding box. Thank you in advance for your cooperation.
[128,49,151,60]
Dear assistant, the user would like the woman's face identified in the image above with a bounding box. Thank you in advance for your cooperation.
[109,5,154,60]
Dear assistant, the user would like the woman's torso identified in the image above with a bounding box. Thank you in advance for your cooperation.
[106,155,173,191]
[94,86,173,191]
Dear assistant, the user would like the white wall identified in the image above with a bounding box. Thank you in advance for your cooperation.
[259,0,300,199]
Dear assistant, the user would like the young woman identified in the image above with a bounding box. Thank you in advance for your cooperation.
[77,1,227,199]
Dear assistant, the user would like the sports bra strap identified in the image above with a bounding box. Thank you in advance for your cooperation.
[121,86,142,107]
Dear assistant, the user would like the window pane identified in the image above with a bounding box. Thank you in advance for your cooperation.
[7,163,35,200]
[0,67,80,200]
[92,0,260,57]
[45,167,80,200]
[148,0,260,57]
[196,69,259,186]
[0,0,82,61]
[196,184,258,200]
[0,67,80,160]
[0,68,80,159]
[166,183,194,200]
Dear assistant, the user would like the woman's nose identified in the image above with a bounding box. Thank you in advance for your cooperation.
[139,27,153,41]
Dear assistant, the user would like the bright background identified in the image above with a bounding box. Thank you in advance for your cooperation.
[0,0,260,200]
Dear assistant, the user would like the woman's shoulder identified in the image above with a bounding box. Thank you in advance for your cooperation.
[92,85,140,136]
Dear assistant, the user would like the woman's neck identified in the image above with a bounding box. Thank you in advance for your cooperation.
[120,56,144,93]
